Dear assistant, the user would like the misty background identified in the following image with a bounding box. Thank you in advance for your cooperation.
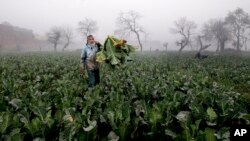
[0,0,250,51]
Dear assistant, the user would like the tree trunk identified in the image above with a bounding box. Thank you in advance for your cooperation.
[220,41,225,53]
[198,36,202,52]
[236,30,240,51]
[178,40,188,52]
[216,41,220,52]
[63,42,69,51]
[54,43,57,51]
[237,37,240,51]
[178,45,185,52]
[135,32,143,52]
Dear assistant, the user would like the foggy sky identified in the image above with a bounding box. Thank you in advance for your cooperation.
[1,0,250,48]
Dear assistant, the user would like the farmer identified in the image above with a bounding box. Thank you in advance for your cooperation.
[80,35,102,88]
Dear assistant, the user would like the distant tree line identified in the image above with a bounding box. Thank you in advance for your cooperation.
[171,7,250,53]
[46,11,146,52]
[45,7,250,53]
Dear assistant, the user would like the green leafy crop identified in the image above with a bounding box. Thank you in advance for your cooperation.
[0,51,249,140]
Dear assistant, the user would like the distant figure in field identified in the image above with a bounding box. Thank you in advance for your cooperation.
[195,52,208,59]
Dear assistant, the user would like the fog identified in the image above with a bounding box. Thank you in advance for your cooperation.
[1,0,250,51]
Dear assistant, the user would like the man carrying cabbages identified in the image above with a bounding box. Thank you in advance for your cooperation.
[80,35,101,88]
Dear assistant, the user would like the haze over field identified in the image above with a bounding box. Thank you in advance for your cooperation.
[1,0,250,51]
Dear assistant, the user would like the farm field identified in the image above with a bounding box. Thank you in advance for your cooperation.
[0,51,250,141]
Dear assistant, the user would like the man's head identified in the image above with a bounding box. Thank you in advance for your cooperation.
[87,35,95,45]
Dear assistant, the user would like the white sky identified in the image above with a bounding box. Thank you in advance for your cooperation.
[0,0,250,47]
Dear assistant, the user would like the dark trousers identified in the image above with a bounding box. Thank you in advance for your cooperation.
[87,69,100,87]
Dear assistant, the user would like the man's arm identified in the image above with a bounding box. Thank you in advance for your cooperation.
[80,46,86,63]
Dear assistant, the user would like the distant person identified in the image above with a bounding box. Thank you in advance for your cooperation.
[80,35,102,88]
[195,52,208,59]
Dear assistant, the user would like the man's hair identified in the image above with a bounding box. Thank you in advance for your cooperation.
[87,35,93,39]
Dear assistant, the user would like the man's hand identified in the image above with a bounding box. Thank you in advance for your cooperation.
[95,41,102,48]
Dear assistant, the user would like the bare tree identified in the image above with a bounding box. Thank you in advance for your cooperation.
[78,18,98,40]
[46,26,62,51]
[115,11,145,52]
[203,19,231,53]
[171,17,197,52]
[163,42,168,51]
[62,26,74,51]
[225,8,250,51]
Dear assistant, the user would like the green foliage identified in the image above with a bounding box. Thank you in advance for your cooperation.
[0,51,249,140]
[96,36,136,66]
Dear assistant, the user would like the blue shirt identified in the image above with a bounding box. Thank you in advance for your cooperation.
[81,44,99,70]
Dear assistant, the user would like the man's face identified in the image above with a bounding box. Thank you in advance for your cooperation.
[87,36,95,44]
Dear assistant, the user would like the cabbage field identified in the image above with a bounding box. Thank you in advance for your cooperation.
[0,51,250,141]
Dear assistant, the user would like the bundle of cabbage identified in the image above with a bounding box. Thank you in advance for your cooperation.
[96,36,136,66]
